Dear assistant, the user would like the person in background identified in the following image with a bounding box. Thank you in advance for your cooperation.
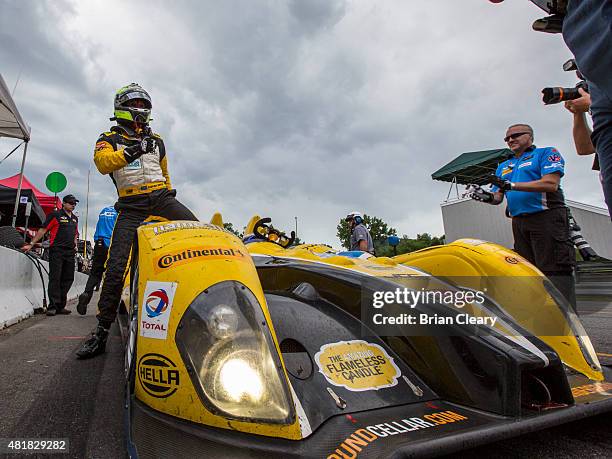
[470,124,576,308]
[23,194,80,316]
[76,205,118,315]
[345,211,374,254]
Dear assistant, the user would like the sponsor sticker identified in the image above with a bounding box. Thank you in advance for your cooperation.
[138,353,180,398]
[95,141,108,151]
[152,221,227,235]
[327,410,469,459]
[459,239,487,246]
[518,161,532,168]
[154,246,246,272]
[548,153,561,162]
[501,167,513,176]
[315,340,401,392]
[505,256,519,264]
[140,281,177,340]
[125,158,141,170]
[571,381,612,398]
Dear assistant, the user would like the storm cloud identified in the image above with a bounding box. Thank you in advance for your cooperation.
[1,0,603,245]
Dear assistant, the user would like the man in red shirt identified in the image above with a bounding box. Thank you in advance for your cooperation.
[24,194,80,315]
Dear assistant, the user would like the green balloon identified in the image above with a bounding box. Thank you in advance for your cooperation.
[46,172,67,193]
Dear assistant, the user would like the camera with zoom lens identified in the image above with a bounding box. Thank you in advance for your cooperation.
[489,1,567,33]
[542,58,588,105]
[530,0,568,33]
[568,215,598,261]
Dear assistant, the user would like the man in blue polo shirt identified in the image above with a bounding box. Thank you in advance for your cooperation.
[76,206,118,315]
[470,123,576,307]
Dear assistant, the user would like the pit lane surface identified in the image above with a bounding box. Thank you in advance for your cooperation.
[0,293,610,459]
[0,293,125,458]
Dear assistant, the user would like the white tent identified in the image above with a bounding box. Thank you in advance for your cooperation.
[0,75,30,141]
[0,73,32,225]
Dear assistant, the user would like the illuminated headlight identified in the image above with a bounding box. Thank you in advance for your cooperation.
[176,281,293,423]
[219,357,264,401]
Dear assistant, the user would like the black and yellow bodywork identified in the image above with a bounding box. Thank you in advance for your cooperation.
[120,217,612,459]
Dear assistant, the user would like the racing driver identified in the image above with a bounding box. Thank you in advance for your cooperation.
[76,83,198,359]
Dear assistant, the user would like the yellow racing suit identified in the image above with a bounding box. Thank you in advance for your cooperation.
[92,123,197,327]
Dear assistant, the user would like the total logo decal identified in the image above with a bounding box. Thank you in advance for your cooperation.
[138,353,180,398]
[140,281,178,340]
[327,410,469,459]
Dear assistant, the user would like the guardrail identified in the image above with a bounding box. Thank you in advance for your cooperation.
[0,245,88,329]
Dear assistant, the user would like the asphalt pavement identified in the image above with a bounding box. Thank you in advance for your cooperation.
[0,293,610,458]
[0,292,125,459]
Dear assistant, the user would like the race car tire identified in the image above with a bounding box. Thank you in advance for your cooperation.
[0,226,26,249]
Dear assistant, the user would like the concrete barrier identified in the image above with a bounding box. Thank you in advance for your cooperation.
[0,245,88,329]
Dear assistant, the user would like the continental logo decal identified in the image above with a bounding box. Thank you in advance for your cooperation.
[571,381,612,398]
[315,340,401,392]
[327,410,469,458]
[154,246,246,271]
[138,353,180,398]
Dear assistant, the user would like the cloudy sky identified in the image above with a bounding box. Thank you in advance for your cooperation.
[0,0,604,247]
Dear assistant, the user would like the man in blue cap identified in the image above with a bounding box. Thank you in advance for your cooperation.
[76,205,118,315]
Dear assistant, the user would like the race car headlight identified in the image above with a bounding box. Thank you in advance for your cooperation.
[176,281,293,424]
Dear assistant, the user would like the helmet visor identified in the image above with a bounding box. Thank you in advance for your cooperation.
[116,90,152,109]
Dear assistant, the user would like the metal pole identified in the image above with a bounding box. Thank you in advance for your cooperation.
[294,216,298,240]
[84,169,90,258]
[11,141,29,227]
[23,201,32,242]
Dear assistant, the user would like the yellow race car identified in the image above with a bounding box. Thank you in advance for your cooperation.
[118,216,611,458]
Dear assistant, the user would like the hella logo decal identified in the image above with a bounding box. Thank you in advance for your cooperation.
[138,353,180,398]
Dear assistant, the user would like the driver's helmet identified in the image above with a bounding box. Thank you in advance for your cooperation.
[113,83,152,125]
[345,211,363,224]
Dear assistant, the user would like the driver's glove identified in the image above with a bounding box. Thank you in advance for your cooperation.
[123,137,156,164]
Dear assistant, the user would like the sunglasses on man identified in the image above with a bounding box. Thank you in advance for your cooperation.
[504,132,530,142]
[65,201,77,206]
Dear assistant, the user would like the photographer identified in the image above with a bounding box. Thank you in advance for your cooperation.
[491,0,612,220]
[562,1,612,219]
[470,124,576,307]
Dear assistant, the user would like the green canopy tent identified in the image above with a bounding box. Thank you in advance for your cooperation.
[432,148,513,185]
[431,148,513,200]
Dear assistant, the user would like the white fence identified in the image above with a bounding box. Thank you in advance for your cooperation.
[0,245,88,329]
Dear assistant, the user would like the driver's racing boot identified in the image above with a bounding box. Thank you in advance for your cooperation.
[76,291,93,315]
[76,325,108,359]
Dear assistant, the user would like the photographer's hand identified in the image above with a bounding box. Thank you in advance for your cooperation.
[564,88,591,114]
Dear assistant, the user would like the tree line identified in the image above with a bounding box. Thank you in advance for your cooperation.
[222,216,444,255]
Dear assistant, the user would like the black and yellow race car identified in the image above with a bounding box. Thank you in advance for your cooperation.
[118,216,612,458]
